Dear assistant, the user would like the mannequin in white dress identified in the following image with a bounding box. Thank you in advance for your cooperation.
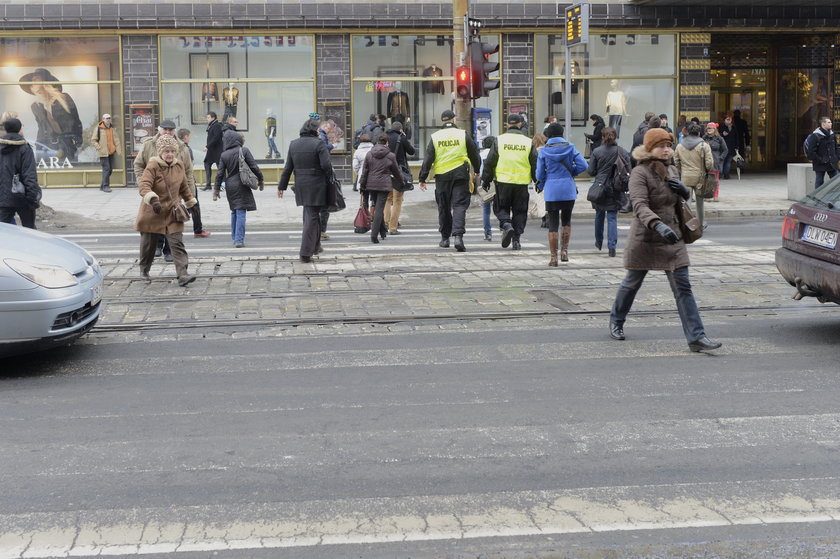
[605,79,628,138]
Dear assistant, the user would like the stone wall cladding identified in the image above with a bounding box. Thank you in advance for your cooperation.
[316,34,352,182]
[122,35,158,185]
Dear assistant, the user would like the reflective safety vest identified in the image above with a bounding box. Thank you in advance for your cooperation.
[431,127,471,175]
[494,132,533,185]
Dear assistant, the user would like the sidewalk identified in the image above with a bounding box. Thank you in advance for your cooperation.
[38,171,793,230]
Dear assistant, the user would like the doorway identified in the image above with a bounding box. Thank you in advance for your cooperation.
[711,33,836,169]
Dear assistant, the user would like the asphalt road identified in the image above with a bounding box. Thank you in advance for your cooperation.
[2,219,840,558]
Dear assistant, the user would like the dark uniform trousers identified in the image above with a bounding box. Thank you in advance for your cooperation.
[434,170,471,238]
[140,231,189,277]
[493,182,530,236]
[301,206,324,257]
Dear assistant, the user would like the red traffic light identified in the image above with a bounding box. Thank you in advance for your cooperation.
[455,65,471,100]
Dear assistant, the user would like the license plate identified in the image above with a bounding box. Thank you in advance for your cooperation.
[802,224,838,249]
[91,281,103,306]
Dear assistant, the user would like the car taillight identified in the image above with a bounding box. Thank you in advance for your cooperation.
[781,215,798,241]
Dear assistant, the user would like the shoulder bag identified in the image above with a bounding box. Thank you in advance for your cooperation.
[698,144,718,198]
[166,178,191,223]
[239,147,259,189]
[675,198,702,244]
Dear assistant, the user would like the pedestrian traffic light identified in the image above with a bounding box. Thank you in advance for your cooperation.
[469,40,500,99]
[455,65,471,100]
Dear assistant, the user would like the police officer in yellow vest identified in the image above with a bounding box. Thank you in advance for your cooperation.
[480,113,537,250]
[419,110,481,252]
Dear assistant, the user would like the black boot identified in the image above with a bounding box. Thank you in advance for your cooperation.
[511,238,521,250]
[609,321,625,340]
[501,223,514,248]
[453,235,466,252]
[688,337,722,352]
[439,237,450,248]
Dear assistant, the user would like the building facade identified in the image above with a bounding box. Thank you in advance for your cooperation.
[1,1,838,187]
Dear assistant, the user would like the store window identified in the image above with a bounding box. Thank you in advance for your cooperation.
[159,36,315,166]
[0,37,122,185]
[351,34,501,160]
[535,33,677,153]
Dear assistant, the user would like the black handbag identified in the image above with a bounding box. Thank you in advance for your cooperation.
[586,181,607,203]
[326,177,346,213]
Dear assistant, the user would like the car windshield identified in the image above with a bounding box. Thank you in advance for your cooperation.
[803,173,840,209]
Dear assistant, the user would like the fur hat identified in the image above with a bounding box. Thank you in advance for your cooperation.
[643,127,673,151]
[155,134,180,156]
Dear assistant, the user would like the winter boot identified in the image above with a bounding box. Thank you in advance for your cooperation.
[548,232,559,267]
[560,225,571,262]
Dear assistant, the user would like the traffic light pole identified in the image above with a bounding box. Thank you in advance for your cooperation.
[564,43,572,143]
[453,0,470,130]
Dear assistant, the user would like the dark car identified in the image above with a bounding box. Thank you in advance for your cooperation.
[775,174,840,305]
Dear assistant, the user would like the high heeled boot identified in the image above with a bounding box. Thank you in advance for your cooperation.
[548,232,559,267]
[560,225,571,262]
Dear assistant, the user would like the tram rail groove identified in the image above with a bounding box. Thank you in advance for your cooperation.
[93,303,812,333]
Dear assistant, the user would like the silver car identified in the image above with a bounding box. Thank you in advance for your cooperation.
[0,223,104,358]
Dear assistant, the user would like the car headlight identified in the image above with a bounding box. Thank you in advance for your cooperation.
[4,259,79,288]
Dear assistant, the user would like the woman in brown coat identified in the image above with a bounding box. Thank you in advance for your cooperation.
[135,134,198,286]
[359,134,403,244]
[609,127,721,352]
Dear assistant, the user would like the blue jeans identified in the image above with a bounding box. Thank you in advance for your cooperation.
[230,209,246,244]
[722,151,734,178]
[594,210,618,250]
[482,200,492,235]
[99,154,114,188]
[267,136,280,158]
[814,166,838,189]
[610,267,705,343]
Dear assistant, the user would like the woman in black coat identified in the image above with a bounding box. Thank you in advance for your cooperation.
[278,118,336,262]
[587,126,628,257]
[360,135,403,244]
[585,114,606,152]
[0,118,41,228]
[214,130,263,248]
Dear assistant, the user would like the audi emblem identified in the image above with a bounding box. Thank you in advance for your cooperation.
[814,213,829,223]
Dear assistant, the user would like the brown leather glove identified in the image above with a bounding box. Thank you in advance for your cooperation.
[150,198,162,214]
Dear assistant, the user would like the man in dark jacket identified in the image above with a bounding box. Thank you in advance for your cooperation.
[0,118,41,228]
[481,114,536,251]
[419,110,481,252]
[278,118,336,263]
[719,114,740,179]
[806,116,838,188]
[202,112,223,191]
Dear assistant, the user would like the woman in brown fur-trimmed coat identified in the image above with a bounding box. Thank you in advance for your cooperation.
[135,134,198,286]
[608,126,722,353]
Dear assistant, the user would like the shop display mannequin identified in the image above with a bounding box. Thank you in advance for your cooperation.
[422,64,445,94]
[265,109,281,159]
[223,83,239,120]
[605,79,627,137]
[387,82,410,119]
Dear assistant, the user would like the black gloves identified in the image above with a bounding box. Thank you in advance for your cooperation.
[535,182,544,194]
[667,178,691,200]
[653,221,679,244]
[482,181,492,192]
[150,198,162,214]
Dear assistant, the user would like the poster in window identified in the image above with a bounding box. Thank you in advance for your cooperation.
[2,66,98,163]
[129,105,156,156]
[318,102,348,153]
[189,53,229,125]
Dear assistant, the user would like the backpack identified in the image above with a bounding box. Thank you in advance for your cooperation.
[803,134,815,159]
[611,148,631,193]
[353,122,382,149]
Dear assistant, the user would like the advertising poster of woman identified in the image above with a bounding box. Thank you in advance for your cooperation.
[2,66,98,163]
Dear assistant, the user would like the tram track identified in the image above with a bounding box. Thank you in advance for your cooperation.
[93,301,814,333]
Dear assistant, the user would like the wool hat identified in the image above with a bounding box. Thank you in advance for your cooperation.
[507,113,524,125]
[441,110,456,121]
[643,127,673,151]
[102,113,112,119]
[3,118,22,134]
[706,122,718,129]
[155,134,180,156]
